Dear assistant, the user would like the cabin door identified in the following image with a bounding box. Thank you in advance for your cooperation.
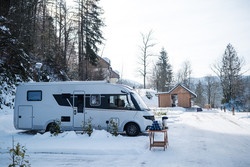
[73,90,85,128]
[171,94,178,107]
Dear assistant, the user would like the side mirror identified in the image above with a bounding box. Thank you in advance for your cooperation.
[162,116,168,120]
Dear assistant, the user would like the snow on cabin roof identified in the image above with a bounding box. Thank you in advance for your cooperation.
[157,83,197,97]
[103,57,111,64]
[114,70,120,75]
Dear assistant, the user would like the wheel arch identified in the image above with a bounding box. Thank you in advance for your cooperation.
[44,119,56,131]
[123,121,141,133]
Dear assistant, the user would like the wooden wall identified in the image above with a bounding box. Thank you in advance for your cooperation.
[158,94,171,107]
[158,85,192,108]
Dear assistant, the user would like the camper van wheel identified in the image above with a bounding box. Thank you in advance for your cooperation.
[125,123,140,136]
[46,123,56,133]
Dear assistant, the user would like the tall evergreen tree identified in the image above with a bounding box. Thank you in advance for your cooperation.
[0,17,31,83]
[76,0,104,80]
[0,15,32,108]
[213,43,244,104]
[0,1,33,84]
[155,48,173,92]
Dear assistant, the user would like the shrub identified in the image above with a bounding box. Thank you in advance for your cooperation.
[153,111,167,116]
[9,138,30,167]
[83,117,94,137]
[49,120,61,136]
[108,120,119,136]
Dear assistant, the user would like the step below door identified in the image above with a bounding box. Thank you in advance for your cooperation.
[18,105,33,129]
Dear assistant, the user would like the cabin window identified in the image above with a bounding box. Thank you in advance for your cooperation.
[27,91,42,101]
[90,94,101,106]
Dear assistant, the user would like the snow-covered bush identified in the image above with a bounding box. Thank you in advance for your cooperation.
[9,139,30,167]
[48,120,61,136]
[0,79,16,111]
[83,117,94,137]
[108,120,119,136]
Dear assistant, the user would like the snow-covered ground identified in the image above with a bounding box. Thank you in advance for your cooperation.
[1,107,250,167]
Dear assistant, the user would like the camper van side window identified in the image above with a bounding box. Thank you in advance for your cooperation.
[90,94,101,106]
[27,91,42,101]
[107,95,133,110]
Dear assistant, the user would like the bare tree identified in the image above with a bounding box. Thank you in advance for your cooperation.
[176,60,192,88]
[138,30,156,89]
[204,75,221,107]
[204,75,213,105]
[148,63,159,90]
[194,80,206,107]
[211,80,221,108]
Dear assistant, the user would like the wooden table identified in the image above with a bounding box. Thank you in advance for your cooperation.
[148,129,168,151]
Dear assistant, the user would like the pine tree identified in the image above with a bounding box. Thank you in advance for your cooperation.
[0,15,31,109]
[155,48,173,92]
[0,16,31,83]
[213,43,244,104]
[76,0,105,80]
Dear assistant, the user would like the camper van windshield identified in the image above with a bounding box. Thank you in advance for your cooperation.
[131,92,149,111]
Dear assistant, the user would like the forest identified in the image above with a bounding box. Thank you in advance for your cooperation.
[0,0,106,108]
[0,0,105,83]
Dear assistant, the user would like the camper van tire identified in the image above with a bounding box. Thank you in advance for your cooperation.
[46,122,59,134]
[125,122,140,136]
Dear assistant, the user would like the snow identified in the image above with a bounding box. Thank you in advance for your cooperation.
[103,57,111,64]
[137,89,159,108]
[0,25,9,32]
[1,106,250,167]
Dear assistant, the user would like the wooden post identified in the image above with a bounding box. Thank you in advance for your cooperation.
[232,106,235,115]
[224,106,226,112]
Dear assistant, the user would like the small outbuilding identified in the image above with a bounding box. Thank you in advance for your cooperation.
[157,84,197,108]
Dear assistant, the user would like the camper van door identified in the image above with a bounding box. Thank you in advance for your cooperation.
[18,105,33,129]
[73,90,85,128]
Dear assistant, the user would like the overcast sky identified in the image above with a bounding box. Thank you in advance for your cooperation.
[99,0,250,83]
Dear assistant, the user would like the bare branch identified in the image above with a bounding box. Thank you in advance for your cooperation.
[137,30,156,88]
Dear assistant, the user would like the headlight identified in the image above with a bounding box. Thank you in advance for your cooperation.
[143,116,155,121]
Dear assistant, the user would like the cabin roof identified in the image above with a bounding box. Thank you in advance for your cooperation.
[157,83,197,97]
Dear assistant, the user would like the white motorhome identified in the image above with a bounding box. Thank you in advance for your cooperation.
[14,81,154,136]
